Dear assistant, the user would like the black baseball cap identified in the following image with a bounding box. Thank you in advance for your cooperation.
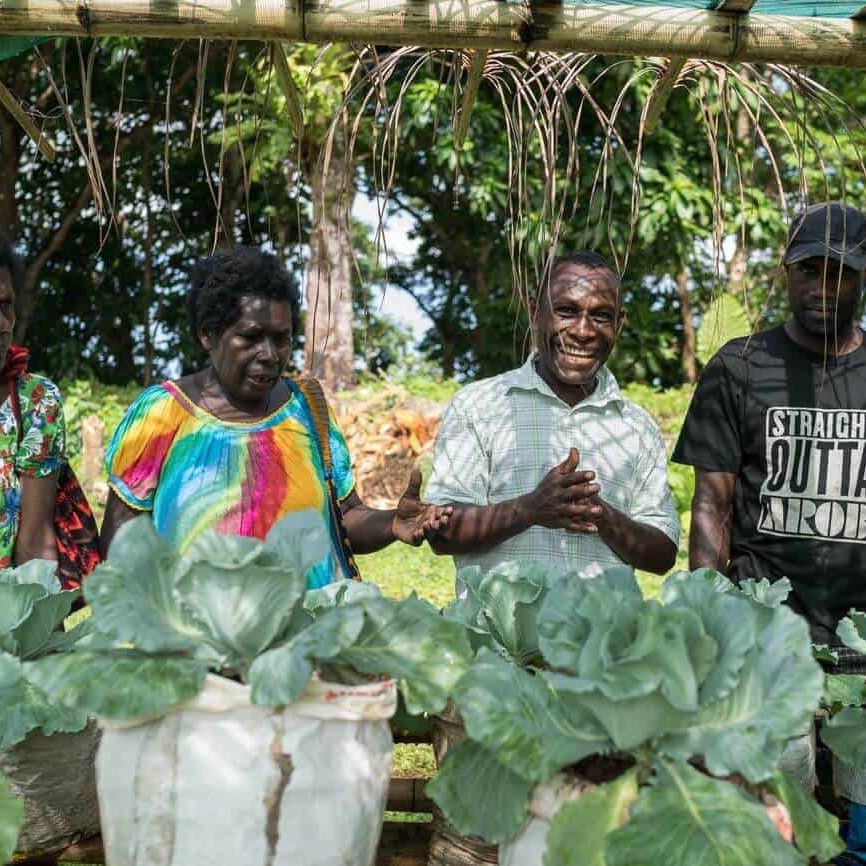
[784,202,866,271]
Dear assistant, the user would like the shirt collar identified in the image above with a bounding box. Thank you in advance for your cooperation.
[503,354,624,410]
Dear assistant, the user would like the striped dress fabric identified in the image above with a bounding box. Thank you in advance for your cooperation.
[105,381,355,588]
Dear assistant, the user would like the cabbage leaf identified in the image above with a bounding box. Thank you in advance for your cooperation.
[424,739,531,843]
[0,563,89,747]
[543,770,639,866]
[452,648,611,782]
[604,760,805,866]
[821,707,866,767]
[248,604,366,706]
[837,611,866,655]
[445,561,565,665]
[328,594,472,715]
[0,771,23,863]
[658,604,821,782]
[767,771,843,862]
[25,651,209,720]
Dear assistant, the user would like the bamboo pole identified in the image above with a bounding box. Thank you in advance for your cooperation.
[714,0,757,11]
[0,79,55,161]
[1,1,866,69]
[0,0,303,40]
[454,48,488,150]
[529,4,866,68]
[739,14,866,67]
[643,56,685,135]
[303,0,527,48]
[271,41,304,139]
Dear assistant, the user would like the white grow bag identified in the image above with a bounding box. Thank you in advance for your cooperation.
[96,674,397,866]
[499,775,587,866]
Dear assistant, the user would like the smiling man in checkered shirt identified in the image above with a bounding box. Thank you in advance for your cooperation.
[425,250,679,579]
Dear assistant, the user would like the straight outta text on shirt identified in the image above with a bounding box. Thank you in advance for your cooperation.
[760,407,866,543]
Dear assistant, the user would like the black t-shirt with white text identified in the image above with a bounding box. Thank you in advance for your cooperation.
[673,325,866,643]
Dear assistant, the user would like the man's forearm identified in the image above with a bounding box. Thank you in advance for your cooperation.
[688,502,730,572]
[596,499,677,574]
[428,498,533,555]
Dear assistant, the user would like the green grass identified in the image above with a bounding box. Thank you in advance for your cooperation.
[392,743,438,778]
[357,544,456,608]
[360,526,687,606]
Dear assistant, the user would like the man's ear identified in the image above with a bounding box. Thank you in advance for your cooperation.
[199,328,213,352]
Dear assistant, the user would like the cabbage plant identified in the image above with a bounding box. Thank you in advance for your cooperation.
[0,560,89,751]
[26,513,472,721]
[428,566,841,866]
[818,610,866,767]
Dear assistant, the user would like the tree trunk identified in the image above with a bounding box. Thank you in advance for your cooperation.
[469,247,490,360]
[728,238,748,302]
[141,131,155,386]
[303,139,356,391]
[441,337,456,380]
[676,268,697,384]
[0,107,21,242]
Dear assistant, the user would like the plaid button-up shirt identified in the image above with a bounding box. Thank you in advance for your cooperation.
[426,356,679,580]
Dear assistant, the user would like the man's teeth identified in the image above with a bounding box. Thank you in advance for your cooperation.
[558,347,594,358]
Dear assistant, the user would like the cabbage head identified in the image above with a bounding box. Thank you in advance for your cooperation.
[443,559,571,665]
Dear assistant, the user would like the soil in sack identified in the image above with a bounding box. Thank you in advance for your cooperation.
[0,721,101,856]
[428,701,498,866]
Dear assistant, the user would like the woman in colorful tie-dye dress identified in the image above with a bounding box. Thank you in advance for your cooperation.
[100,246,450,588]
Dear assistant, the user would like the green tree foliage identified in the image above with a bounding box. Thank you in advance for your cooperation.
[3,39,302,384]
[3,47,866,388]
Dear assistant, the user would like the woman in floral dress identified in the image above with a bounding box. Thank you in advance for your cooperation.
[0,233,65,568]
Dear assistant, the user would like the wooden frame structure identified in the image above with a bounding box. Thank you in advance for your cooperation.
[0,2,865,69]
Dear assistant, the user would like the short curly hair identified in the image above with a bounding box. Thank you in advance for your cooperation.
[187,246,301,345]
[532,250,621,306]
[0,231,24,296]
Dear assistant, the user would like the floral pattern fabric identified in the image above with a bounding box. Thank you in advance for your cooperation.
[0,374,66,568]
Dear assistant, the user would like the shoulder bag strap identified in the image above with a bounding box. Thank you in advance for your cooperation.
[290,375,361,581]
[294,375,333,475]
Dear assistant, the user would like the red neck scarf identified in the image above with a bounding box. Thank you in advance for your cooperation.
[1,344,29,382]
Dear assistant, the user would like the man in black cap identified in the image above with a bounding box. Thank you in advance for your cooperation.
[673,201,866,865]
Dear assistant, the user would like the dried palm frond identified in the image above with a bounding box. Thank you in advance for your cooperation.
[313,46,866,355]
[14,36,866,378]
